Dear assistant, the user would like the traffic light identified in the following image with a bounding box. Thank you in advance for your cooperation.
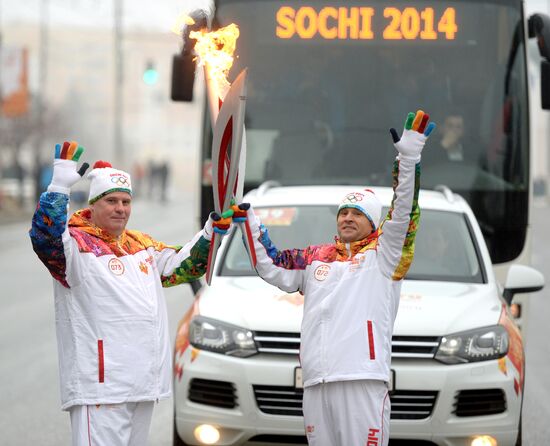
[143,60,159,85]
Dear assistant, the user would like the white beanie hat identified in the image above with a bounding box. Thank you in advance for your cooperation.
[87,160,132,204]
[337,189,382,230]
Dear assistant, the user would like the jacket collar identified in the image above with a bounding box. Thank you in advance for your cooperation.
[69,208,128,245]
[334,230,379,259]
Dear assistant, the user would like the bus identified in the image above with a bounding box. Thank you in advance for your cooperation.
[172,1,550,313]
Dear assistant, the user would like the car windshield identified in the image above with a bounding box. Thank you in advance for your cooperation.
[220,206,484,283]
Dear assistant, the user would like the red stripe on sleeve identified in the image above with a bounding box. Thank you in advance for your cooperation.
[367,321,376,360]
[98,340,104,383]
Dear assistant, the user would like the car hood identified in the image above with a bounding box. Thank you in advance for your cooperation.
[198,277,503,335]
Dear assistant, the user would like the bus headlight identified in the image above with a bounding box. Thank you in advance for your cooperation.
[435,325,509,364]
[190,316,258,357]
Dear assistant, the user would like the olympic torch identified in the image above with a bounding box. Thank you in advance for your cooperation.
[190,23,256,285]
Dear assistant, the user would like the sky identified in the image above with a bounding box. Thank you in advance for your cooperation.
[0,0,213,32]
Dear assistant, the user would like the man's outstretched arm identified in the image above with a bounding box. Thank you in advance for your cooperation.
[29,141,89,287]
[378,110,435,280]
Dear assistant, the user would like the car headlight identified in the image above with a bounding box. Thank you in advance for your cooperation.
[189,316,258,357]
[435,325,509,364]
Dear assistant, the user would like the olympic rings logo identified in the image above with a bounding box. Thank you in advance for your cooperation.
[343,192,364,203]
[111,176,130,187]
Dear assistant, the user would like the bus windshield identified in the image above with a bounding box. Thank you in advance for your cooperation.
[211,0,529,263]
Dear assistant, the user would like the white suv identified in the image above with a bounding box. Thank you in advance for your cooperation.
[173,185,543,446]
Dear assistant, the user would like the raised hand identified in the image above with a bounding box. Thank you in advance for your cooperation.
[48,141,90,194]
[389,110,436,160]
[231,202,250,223]
[212,209,234,234]
[203,208,235,241]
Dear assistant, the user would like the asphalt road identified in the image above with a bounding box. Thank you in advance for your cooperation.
[0,194,549,445]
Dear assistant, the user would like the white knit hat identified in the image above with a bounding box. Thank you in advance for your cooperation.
[337,189,382,230]
[87,160,132,204]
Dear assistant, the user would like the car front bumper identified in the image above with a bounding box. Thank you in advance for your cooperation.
[174,352,522,446]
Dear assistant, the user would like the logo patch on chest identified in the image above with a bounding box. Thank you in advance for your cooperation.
[314,264,330,281]
[108,258,125,276]
[139,262,149,274]
[350,255,366,272]
[139,255,154,274]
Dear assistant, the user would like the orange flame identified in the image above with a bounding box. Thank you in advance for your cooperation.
[171,14,197,36]
[190,23,240,99]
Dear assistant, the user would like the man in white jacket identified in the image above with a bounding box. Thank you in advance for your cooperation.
[241,111,435,446]
[29,142,232,446]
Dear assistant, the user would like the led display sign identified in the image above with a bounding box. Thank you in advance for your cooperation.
[276,6,458,40]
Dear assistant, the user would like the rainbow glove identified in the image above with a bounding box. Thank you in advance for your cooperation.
[390,110,436,161]
[231,202,250,222]
[47,141,89,195]
[213,209,234,234]
[203,209,235,240]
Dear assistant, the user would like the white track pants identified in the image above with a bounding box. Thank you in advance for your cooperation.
[69,401,155,446]
[303,380,390,446]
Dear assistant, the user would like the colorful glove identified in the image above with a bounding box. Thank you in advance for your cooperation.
[231,202,250,222]
[389,110,436,161]
[47,141,89,195]
[203,209,235,240]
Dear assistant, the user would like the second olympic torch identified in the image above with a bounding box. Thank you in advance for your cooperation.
[191,24,256,285]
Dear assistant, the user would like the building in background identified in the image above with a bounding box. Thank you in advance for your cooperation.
[0,1,205,208]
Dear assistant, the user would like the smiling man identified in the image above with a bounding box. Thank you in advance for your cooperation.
[89,192,132,236]
[29,142,230,446]
[336,190,381,243]
[240,111,435,446]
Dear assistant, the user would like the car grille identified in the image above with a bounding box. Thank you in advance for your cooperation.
[253,385,438,420]
[453,388,507,417]
[390,390,439,419]
[253,332,440,359]
[391,336,440,358]
[253,385,304,416]
[254,331,301,354]
[188,378,237,409]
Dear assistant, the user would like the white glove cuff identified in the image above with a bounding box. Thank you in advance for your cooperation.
[47,184,71,195]
[203,217,214,241]
[397,154,421,163]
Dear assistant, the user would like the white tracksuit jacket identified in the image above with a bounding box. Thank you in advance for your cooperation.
[247,156,420,387]
[29,192,210,410]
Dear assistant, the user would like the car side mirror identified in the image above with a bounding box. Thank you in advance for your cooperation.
[502,264,545,305]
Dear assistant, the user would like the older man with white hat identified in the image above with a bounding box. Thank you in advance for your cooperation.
[29,141,231,446]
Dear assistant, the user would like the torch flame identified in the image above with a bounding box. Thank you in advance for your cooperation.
[171,14,197,36]
[190,23,240,100]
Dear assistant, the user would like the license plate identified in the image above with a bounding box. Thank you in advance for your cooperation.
[295,367,303,389]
